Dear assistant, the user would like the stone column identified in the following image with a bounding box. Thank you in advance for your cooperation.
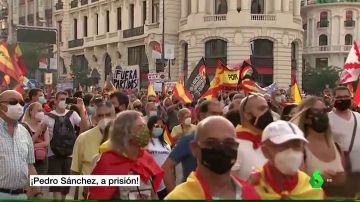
[294,0,301,16]
[274,0,281,12]
[241,0,249,11]
[282,0,289,12]
[198,0,206,13]
[229,0,238,12]
[181,0,188,17]
[191,0,198,14]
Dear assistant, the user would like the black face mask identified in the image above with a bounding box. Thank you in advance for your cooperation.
[309,113,329,133]
[200,145,237,175]
[334,99,351,111]
[251,110,274,130]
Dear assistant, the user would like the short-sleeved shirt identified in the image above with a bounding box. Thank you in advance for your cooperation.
[71,126,103,175]
[169,132,197,181]
[0,118,35,189]
[171,124,197,139]
[46,110,81,157]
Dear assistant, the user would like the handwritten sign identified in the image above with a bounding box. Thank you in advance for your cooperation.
[113,66,140,90]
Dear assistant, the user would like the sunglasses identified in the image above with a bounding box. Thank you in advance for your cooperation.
[1,100,25,106]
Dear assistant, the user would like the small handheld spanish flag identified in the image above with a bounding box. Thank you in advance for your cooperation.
[163,125,174,146]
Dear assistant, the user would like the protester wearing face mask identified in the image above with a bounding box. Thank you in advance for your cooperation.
[293,97,345,197]
[232,93,273,180]
[171,108,197,143]
[23,88,45,112]
[147,116,171,199]
[22,102,50,175]
[329,86,360,198]
[248,120,324,200]
[88,111,163,200]
[71,101,115,200]
[165,116,260,200]
[0,90,42,199]
[109,91,129,114]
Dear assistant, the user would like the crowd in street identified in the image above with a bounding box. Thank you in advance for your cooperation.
[0,85,359,200]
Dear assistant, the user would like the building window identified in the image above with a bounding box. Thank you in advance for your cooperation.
[319,34,328,46]
[250,39,274,86]
[57,21,62,42]
[73,19,77,39]
[106,10,110,32]
[205,39,227,67]
[104,53,112,81]
[95,13,99,35]
[316,58,328,68]
[215,0,228,14]
[318,11,329,27]
[345,34,353,45]
[83,16,88,37]
[152,0,160,23]
[129,4,135,28]
[143,1,147,25]
[346,10,353,21]
[128,45,148,66]
[251,0,264,14]
[117,7,122,30]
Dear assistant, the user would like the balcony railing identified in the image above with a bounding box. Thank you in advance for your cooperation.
[68,38,84,48]
[204,14,227,22]
[55,1,63,10]
[251,14,276,21]
[304,45,352,53]
[344,20,355,27]
[302,0,360,6]
[123,26,144,38]
[70,0,78,8]
[317,20,329,28]
[81,0,88,5]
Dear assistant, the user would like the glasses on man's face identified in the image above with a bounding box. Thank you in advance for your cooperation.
[1,99,25,106]
[198,138,239,150]
[97,112,113,119]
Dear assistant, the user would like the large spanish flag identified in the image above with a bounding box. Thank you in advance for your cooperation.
[202,61,225,99]
[13,43,27,75]
[0,42,21,82]
[173,80,192,104]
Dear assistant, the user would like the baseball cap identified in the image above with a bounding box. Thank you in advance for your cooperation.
[262,120,308,144]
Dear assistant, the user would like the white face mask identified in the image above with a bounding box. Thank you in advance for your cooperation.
[35,112,45,122]
[5,104,24,121]
[58,100,67,109]
[274,148,303,176]
[184,117,192,125]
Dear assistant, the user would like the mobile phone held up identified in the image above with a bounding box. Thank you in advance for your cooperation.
[66,97,77,105]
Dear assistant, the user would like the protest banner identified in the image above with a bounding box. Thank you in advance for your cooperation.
[113,65,140,91]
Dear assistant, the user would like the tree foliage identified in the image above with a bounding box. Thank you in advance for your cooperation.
[302,66,341,95]
[70,63,91,88]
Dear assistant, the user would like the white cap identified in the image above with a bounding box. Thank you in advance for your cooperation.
[262,120,308,144]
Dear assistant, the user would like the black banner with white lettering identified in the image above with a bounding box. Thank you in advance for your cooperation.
[185,58,210,99]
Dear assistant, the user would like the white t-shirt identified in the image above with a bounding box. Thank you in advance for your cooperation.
[46,110,81,157]
[147,138,170,192]
[329,111,360,172]
[232,139,267,180]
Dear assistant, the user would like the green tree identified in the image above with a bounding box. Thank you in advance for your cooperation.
[70,63,91,88]
[302,66,341,95]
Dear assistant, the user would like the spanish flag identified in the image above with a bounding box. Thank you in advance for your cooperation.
[291,78,302,104]
[173,80,192,104]
[353,81,360,107]
[202,61,225,99]
[13,43,27,75]
[163,125,174,146]
[0,42,21,82]
[147,82,156,97]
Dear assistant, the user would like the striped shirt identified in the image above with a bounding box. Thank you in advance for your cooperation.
[0,118,35,189]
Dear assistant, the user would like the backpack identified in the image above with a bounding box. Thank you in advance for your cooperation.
[47,111,76,157]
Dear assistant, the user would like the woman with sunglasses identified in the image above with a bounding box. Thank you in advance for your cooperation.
[146,115,171,199]
[292,96,345,198]
[22,102,49,175]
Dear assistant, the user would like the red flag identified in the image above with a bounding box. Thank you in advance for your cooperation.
[173,80,192,104]
[353,82,360,107]
[340,41,360,84]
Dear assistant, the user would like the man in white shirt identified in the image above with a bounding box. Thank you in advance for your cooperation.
[328,86,360,197]
[46,91,89,200]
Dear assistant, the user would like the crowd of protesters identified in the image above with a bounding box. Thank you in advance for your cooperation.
[0,85,359,200]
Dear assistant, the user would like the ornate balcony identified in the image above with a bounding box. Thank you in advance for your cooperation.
[303,45,352,54]
[344,20,355,27]
[123,26,144,38]
[251,14,276,21]
[68,38,84,48]
[317,20,329,28]
[204,14,227,22]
